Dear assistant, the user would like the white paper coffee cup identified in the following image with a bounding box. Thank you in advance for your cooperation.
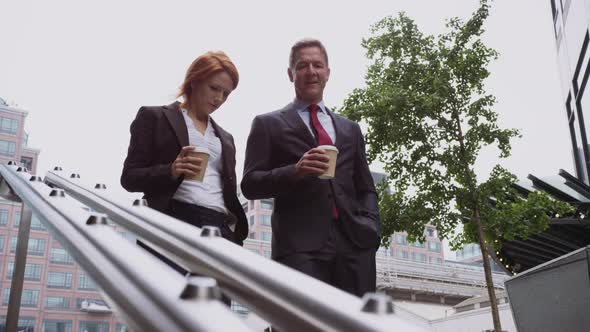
[318,145,339,179]
[185,146,209,182]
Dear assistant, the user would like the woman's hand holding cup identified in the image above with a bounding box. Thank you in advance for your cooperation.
[171,146,209,181]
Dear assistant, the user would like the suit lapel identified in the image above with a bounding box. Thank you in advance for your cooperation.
[210,118,233,177]
[326,108,347,157]
[163,101,189,147]
[280,103,317,147]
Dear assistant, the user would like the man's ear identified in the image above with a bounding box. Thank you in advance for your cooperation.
[287,67,294,82]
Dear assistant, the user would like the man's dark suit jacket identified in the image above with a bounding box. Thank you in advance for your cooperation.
[121,101,248,244]
[241,103,381,258]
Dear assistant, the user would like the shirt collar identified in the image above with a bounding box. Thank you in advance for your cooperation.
[181,108,212,133]
[293,98,327,114]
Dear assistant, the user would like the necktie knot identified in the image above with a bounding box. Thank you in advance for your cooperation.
[308,104,320,113]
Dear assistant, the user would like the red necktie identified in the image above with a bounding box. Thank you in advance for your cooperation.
[308,104,339,220]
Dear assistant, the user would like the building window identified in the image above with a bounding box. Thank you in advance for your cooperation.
[13,211,21,227]
[260,199,274,210]
[116,323,130,332]
[7,262,42,281]
[78,273,98,291]
[394,233,407,245]
[377,247,391,257]
[0,316,35,332]
[261,215,271,226]
[11,237,46,256]
[456,243,481,260]
[47,272,73,289]
[263,250,272,258]
[249,215,255,226]
[248,232,256,240]
[14,214,46,230]
[31,215,46,230]
[411,252,427,263]
[396,250,409,260]
[426,227,436,237]
[0,235,4,252]
[79,321,109,332]
[261,232,272,242]
[0,209,7,226]
[2,288,39,307]
[428,241,442,252]
[0,117,18,135]
[42,319,72,332]
[410,241,425,248]
[20,157,33,171]
[76,298,107,309]
[0,140,16,157]
[45,296,70,310]
[50,248,74,265]
[428,256,443,265]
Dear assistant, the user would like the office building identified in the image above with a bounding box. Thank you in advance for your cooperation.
[0,98,124,332]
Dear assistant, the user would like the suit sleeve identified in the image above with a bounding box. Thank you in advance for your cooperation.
[120,107,178,193]
[352,123,381,237]
[241,115,298,199]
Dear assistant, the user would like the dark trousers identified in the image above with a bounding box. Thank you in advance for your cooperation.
[275,220,376,298]
[138,199,238,306]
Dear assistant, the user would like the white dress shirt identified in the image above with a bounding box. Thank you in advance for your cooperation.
[294,99,337,144]
[172,109,228,215]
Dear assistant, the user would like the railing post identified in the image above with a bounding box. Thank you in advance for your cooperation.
[6,204,32,332]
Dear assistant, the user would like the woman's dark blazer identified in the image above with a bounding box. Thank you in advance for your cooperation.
[121,101,248,244]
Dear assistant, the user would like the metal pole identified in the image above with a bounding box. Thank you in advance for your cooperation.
[43,169,421,332]
[6,204,32,332]
[0,165,252,332]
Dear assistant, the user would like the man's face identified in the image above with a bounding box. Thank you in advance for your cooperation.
[288,46,330,104]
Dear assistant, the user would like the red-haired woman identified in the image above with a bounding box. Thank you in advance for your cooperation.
[121,51,248,265]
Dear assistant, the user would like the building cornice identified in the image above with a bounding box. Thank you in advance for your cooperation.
[0,105,28,117]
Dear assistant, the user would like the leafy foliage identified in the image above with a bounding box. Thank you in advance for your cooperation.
[340,1,573,250]
[340,2,575,330]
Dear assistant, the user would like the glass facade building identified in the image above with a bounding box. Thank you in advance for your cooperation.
[551,0,590,183]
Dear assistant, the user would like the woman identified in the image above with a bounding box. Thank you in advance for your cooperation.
[121,51,248,255]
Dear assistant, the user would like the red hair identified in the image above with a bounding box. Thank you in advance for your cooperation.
[178,51,239,108]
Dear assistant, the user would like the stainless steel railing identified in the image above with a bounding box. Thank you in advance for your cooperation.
[45,167,426,331]
[1,164,251,332]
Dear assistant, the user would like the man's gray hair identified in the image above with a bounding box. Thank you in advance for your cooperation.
[289,38,329,69]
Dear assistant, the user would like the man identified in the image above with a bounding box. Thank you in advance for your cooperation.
[241,38,380,297]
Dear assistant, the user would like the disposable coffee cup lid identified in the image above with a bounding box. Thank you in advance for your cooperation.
[189,146,210,155]
[318,145,339,153]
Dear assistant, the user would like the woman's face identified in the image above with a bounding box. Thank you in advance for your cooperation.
[190,71,234,116]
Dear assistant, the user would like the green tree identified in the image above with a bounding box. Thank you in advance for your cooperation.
[340,1,573,331]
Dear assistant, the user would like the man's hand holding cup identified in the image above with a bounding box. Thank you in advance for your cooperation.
[295,145,339,180]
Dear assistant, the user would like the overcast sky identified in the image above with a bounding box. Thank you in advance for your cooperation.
[0,1,571,256]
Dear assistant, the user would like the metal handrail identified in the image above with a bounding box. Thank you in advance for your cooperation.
[0,165,252,332]
[44,168,427,332]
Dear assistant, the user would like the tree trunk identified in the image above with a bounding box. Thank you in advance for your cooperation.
[473,208,502,332]
[453,109,502,331]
